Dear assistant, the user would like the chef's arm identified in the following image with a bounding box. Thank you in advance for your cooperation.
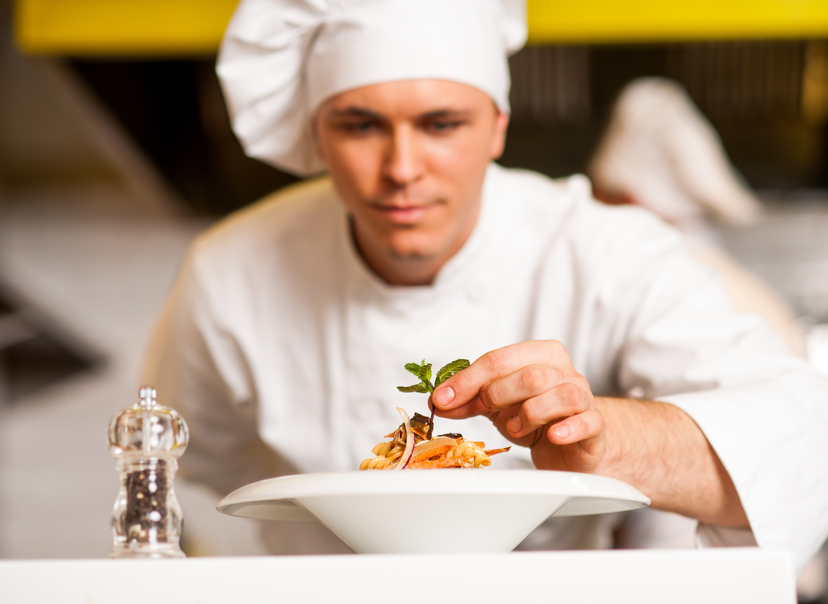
[595,396,748,528]
[431,340,750,529]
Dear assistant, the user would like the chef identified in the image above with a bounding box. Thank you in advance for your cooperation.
[144,0,828,572]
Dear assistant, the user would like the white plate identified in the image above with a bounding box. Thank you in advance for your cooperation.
[217,470,650,554]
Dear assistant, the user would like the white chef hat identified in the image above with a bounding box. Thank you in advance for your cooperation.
[217,0,527,176]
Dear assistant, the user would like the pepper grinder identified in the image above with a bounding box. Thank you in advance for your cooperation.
[108,386,189,558]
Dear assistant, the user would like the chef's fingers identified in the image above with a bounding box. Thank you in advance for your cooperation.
[504,381,591,439]
[430,394,493,421]
[479,364,577,412]
[433,340,574,410]
[548,409,605,446]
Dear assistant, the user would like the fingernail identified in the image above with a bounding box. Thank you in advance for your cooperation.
[507,416,522,434]
[433,387,455,408]
[554,424,571,440]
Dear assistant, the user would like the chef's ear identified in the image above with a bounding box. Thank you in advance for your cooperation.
[489,108,510,161]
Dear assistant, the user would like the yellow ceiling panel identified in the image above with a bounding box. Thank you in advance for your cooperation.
[527,0,828,43]
[15,0,828,56]
[15,0,240,55]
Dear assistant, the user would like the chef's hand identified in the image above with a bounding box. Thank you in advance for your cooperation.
[430,340,605,473]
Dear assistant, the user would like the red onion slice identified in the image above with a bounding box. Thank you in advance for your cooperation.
[394,408,415,470]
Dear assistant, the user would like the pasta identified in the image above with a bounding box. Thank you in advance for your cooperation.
[359,409,510,470]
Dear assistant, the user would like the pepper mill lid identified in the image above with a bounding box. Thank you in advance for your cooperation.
[108,386,189,457]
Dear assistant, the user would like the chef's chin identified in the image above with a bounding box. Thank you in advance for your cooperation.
[383,239,438,263]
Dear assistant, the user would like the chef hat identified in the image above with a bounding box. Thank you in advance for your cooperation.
[217,0,528,176]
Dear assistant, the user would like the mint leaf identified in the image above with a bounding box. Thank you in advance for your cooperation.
[435,359,470,387]
[401,361,433,393]
[404,362,423,378]
[418,363,432,385]
[399,358,467,429]
[397,383,430,394]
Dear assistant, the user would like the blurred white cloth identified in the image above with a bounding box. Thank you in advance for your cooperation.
[145,164,828,574]
[589,78,806,356]
[807,324,828,375]
[217,0,526,176]
[691,246,807,356]
[589,78,762,233]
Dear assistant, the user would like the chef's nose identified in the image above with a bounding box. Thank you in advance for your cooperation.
[383,126,424,186]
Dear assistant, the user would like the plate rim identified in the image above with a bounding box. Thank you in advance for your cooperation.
[217,469,651,514]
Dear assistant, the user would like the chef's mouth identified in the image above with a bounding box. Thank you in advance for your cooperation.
[373,203,433,211]
[369,201,441,223]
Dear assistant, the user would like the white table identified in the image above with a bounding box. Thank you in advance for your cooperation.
[0,548,794,603]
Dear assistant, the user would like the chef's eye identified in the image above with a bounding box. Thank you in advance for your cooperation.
[340,120,381,135]
[422,120,464,135]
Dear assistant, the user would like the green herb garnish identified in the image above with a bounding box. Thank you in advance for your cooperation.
[398,359,470,422]
[397,358,470,393]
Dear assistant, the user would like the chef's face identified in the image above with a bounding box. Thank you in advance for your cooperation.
[314,80,509,285]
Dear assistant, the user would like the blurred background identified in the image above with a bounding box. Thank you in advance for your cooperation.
[1,0,827,595]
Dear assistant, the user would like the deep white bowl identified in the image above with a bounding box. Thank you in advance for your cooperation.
[217,470,650,554]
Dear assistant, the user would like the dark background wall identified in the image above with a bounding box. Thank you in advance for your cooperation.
[70,40,828,216]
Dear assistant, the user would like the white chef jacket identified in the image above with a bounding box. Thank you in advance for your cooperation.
[144,163,828,573]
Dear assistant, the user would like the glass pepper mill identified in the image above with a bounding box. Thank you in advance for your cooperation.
[108,386,189,558]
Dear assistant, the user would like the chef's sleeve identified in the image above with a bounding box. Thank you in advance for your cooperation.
[606,211,828,577]
[143,249,282,496]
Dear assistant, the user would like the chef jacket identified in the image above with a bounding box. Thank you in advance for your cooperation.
[144,163,828,573]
